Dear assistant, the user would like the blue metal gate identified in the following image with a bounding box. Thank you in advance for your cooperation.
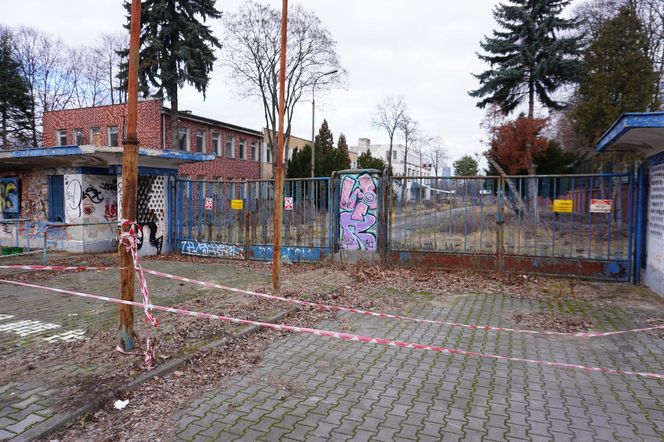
[174,172,637,280]
[387,173,635,281]
[174,178,332,262]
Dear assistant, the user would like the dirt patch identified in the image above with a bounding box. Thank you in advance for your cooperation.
[511,311,593,333]
[46,307,336,442]
[646,318,664,339]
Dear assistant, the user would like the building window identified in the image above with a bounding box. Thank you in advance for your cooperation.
[196,130,206,153]
[178,128,189,151]
[73,128,84,145]
[226,136,234,158]
[266,145,272,163]
[108,126,119,147]
[56,130,67,146]
[393,150,398,160]
[212,133,221,156]
[251,141,259,161]
[239,140,246,160]
[90,127,101,145]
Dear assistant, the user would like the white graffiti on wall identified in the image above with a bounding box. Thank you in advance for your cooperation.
[64,175,118,222]
[180,240,244,258]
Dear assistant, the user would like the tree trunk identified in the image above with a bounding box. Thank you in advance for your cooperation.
[109,57,115,105]
[170,88,179,150]
[1,110,7,149]
[387,134,393,172]
[30,96,37,147]
[528,76,535,119]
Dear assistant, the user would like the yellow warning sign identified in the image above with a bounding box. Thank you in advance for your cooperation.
[553,199,573,213]
[231,199,244,210]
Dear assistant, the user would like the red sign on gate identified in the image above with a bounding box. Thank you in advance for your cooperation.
[284,197,293,211]
[204,197,213,210]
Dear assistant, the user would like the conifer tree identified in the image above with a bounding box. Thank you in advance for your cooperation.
[470,0,582,117]
[286,121,349,178]
[119,0,221,149]
[0,30,32,149]
[572,6,658,145]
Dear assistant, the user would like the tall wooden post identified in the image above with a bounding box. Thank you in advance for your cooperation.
[272,0,288,294]
[118,0,141,351]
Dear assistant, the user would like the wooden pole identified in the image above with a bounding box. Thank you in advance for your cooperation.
[118,0,141,351]
[272,0,288,294]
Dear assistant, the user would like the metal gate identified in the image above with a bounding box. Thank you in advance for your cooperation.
[174,172,636,280]
[174,178,332,262]
[387,173,635,281]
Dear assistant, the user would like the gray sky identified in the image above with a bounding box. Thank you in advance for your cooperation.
[0,0,582,167]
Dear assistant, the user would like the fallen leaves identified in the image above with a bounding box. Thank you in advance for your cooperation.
[511,312,593,333]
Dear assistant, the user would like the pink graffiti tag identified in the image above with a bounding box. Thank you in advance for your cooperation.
[339,173,378,251]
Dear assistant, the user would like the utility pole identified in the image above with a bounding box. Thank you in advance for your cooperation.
[118,0,141,351]
[272,0,288,294]
[310,69,338,178]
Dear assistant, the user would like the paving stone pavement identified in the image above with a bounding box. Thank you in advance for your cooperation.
[173,293,664,441]
[0,260,270,441]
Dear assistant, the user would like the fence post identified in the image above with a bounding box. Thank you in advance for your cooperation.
[244,180,250,260]
[496,176,505,272]
[328,172,336,261]
[380,169,390,266]
[43,228,48,265]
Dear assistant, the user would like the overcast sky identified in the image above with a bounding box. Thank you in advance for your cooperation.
[1,0,582,167]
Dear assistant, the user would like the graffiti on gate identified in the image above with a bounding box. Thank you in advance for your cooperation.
[137,222,163,255]
[0,178,19,214]
[339,172,378,251]
[180,240,244,258]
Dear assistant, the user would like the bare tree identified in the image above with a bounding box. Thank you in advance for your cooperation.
[222,1,344,169]
[398,114,420,177]
[97,33,127,105]
[13,27,78,146]
[426,136,449,188]
[372,96,407,172]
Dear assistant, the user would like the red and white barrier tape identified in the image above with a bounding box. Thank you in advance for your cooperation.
[0,277,663,380]
[119,220,157,369]
[0,265,110,271]
[3,263,664,339]
[140,268,664,339]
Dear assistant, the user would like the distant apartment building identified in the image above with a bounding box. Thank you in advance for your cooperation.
[350,138,437,200]
[261,129,313,179]
[350,138,432,176]
[43,99,263,180]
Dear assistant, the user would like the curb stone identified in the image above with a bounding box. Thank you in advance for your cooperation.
[13,307,299,442]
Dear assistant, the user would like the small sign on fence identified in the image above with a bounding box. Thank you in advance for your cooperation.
[231,199,244,210]
[553,199,573,213]
[204,197,213,210]
[590,199,612,214]
[284,197,293,211]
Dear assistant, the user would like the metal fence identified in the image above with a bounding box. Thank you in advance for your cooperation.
[501,174,633,261]
[388,174,633,260]
[389,176,498,253]
[174,178,331,261]
[173,172,636,280]
[0,219,118,263]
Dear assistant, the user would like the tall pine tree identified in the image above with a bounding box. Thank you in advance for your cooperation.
[572,6,658,146]
[119,0,221,149]
[0,30,32,149]
[286,120,349,178]
[470,0,582,118]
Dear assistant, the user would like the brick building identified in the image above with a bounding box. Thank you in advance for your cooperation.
[43,99,263,180]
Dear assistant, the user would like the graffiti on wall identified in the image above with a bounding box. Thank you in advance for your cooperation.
[65,176,118,220]
[339,172,379,251]
[180,240,243,258]
[136,176,166,256]
[0,178,20,215]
